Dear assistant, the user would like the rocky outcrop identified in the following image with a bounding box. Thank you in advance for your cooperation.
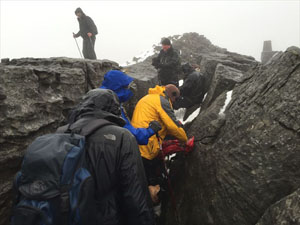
[126,33,257,121]
[256,188,300,225]
[126,33,257,84]
[0,57,119,225]
[200,63,244,112]
[165,47,300,225]
[2,33,298,225]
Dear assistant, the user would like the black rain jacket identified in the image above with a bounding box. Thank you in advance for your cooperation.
[60,89,154,225]
[75,11,98,40]
[152,46,181,86]
[180,70,207,105]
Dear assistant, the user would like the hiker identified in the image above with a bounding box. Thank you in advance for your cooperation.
[173,62,207,110]
[100,70,162,145]
[131,84,188,203]
[66,89,155,225]
[10,89,155,225]
[152,38,181,87]
[73,7,98,59]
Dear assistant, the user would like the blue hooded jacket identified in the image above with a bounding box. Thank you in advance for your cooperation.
[100,70,155,145]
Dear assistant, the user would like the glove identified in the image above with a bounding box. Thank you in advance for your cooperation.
[185,136,195,153]
[148,120,162,134]
[152,57,159,68]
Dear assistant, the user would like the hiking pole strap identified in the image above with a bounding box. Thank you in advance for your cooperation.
[60,185,70,225]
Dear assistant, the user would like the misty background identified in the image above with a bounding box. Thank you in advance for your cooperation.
[0,0,299,65]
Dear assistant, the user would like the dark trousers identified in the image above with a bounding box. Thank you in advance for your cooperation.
[82,36,97,60]
[142,157,164,186]
[158,72,179,87]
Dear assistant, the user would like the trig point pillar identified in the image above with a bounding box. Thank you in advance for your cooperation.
[261,40,278,64]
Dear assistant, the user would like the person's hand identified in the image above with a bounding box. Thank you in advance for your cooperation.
[148,121,162,133]
[185,136,195,153]
[73,33,77,38]
[152,57,159,68]
[87,32,92,37]
[148,185,160,204]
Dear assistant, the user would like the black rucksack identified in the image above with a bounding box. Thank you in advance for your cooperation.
[11,119,112,225]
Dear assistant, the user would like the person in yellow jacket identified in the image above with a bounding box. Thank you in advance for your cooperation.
[131,84,187,202]
[132,84,187,159]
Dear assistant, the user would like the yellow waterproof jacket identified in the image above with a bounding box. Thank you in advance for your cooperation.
[131,85,187,160]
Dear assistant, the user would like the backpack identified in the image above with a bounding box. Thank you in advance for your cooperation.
[10,119,112,225]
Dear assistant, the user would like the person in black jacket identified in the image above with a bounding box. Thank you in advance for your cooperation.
[63,89,155,225]
[173,63,207,110]
[152,38,181,87]
[73,7,98,59]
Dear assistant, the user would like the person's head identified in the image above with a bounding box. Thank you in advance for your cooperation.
[161,38,171,52]
[75,7,84,18]
[100,70,136,103]
[165,84,180,103]
[181,62,194,77]
[68,88,124,125]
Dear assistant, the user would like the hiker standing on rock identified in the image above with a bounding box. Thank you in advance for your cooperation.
[73,7,98,59]
[152,38,181,87]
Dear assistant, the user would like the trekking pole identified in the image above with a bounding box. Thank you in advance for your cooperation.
[73,33,83,58]
[156,134,181,225]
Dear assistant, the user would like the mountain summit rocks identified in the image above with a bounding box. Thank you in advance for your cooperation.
[164,46,300,225]
[1,33,299,225]
[0,57,118,225]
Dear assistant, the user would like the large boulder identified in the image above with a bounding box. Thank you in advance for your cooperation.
[0,57,119,225]
[200,63,244,111]
[256,188,300,225]
[164,46,300,225]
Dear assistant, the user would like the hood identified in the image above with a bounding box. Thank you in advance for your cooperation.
[68,89,125,126]
[100,70,134,103]
[148,85,166,96]
[75,7,86,16]
[182,62,194,77]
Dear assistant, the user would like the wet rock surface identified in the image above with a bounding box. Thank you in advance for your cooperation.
[1,34,299,225]
[164,47,300,225]
[0,57,118,225]
[126,32,257,121]
[255,188,300,225]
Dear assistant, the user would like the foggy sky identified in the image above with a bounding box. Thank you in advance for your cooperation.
[0,0,299,65]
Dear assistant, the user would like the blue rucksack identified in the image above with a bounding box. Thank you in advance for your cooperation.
[11,119,112,225]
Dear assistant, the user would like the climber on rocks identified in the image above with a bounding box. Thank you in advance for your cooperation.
[152,38,182,87]
[11,89,155,225]
[173,62,207,110]
[130,84,188,216]
[99,70,162,145]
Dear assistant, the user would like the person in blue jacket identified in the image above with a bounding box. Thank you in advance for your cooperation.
[100,70,161,145]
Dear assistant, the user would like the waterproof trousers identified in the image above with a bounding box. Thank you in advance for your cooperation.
[83,36,97,60]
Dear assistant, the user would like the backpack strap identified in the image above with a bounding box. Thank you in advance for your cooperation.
[60,185,70,225]
[58,119,113,224]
